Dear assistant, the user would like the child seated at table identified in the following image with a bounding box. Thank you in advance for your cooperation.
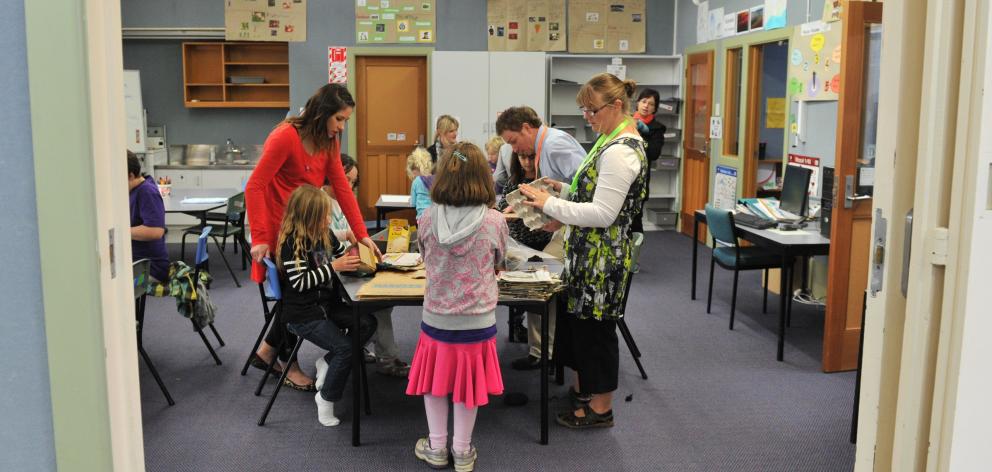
[407,143,507,471]
[407,146,434,218]
[277,185,378,426]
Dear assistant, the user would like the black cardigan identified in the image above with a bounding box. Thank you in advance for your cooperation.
[638,119,666,162]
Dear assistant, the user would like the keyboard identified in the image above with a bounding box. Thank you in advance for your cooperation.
[733,212,776,229]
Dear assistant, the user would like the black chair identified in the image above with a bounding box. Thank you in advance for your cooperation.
[705,205,781,330]
[181,192,248,287]
[241,258,281,376]
[254,258,371,426]
[190,226,225,365]
[618,232,648,380]
[134,259,175,406]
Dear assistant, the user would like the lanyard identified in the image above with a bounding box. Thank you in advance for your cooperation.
[569,119,631,193]
[533,126,549,177]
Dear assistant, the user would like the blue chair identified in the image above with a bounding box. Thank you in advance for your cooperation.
[134,259,175,406]
[240,256,282,376]
[705,205,780,330]
[192,226,225,365]
[256,258,371,426]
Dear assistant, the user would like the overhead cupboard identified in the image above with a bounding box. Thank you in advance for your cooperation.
[547,54,683,230]
[430,52,547,148]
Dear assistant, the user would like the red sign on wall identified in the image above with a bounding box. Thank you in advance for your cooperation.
[328,47,348,84]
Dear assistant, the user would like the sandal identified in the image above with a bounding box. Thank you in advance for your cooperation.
[282,376,317,392]
[568,387,591,411]
[555,405,614,429]
[249,354,283,376]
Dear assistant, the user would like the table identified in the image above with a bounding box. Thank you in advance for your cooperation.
[690,209,830,361]
[163,188,243,284]
[374,195,413,231]
[335,259,563,447]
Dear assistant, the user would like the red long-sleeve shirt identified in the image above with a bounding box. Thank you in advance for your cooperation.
[246,123,368,283]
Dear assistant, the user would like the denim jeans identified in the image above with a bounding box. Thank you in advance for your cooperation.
[288,308,377,402]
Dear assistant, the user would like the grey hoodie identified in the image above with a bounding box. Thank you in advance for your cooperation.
[433,204,487,246]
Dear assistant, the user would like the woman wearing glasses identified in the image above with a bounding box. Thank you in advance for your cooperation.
[518,73,648,429]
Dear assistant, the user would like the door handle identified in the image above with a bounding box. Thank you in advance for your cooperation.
[901,209,913,296]
[844,175,871,208]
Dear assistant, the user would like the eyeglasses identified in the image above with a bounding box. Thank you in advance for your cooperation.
[579,102,613,117]
[518,154,535,161]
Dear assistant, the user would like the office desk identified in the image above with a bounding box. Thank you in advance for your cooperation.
[335,259,563,446]
[690,210,830,361]
[374,195,413,231]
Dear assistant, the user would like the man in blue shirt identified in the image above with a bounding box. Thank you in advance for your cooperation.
[496,106,585,184]
[496,106,585,371]
[128,151,169,281]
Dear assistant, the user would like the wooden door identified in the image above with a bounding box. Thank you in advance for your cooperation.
[356,56,427,221]
[681,51,714,239]
[823,2,883,372]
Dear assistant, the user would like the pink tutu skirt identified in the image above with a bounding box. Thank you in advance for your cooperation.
[405,331,504,408]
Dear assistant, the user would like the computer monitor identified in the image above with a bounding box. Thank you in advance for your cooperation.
[780,165,813,217]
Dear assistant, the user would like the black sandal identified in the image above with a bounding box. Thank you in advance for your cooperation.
[556,405,614,429]
[568,387,591,411]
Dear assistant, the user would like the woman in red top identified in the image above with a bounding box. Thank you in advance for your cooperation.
[246,84,381,389]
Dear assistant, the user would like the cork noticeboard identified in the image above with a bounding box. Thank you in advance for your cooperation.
[487,0,566,52]
[568,0,644,54]
[356,0,436,45]
[225,0,307,42]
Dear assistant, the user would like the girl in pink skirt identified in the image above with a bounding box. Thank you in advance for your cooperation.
[407,142,508,472]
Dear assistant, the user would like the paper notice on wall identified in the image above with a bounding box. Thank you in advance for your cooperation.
[764,0,787,30]
[709,116,723,139]
[226,0,307,42]
[606,64,627,80]
[696,1,709,44]
[489,0,565,51]
[722,13,737,38]
[714,165,738,210]
[328,47,348,84]
[766,97,786,128]
[708,7,724,40]
[568,0,644,53]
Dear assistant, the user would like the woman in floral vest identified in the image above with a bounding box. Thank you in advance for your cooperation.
[518,72,648,429]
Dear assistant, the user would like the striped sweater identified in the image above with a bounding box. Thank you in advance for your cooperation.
[278,234,346,325]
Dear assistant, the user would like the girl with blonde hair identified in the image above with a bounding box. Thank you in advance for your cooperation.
[407,146,435,218]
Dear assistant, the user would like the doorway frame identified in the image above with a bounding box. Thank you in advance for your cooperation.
[345,47,433,165]
[679,44,715,239]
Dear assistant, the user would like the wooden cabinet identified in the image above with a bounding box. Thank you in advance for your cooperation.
[182,42,289,108]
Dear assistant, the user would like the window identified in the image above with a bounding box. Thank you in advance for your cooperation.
[723,48,743,156]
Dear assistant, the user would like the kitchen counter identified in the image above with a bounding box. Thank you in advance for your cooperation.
[156,164,256,170]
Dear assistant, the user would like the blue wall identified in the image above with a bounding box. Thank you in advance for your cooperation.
[122,0,678,151]
[0,2,57,471]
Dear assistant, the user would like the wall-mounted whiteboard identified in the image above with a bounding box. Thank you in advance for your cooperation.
[124,70,145,153]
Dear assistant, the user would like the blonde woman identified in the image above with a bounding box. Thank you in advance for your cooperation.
[485,135,505,195]
[519,73,648,429]
[427,115,459,164]
[407,146,435,219]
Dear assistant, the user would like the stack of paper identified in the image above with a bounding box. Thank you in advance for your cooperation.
[498,269,562,300]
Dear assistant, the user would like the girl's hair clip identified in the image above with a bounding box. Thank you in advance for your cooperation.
[452,150,468,162]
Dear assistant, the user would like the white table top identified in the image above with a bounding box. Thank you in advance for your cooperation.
[162,188,240,213]
[375,194,412,208]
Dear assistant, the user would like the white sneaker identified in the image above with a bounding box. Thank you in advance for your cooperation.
[314,392,340,426]
[315,357,329,391]
[414,438,449,469]
[453,445,477,472]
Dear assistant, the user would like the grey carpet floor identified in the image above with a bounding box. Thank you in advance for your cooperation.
[139,231,856,471]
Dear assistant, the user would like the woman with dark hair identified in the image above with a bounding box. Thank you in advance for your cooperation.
[496,152,553,251]
[630,88,666,233]
[245,84,381,390]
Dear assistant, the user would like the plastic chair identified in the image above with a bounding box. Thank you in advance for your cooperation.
[241,255,282,376]
[704,205,780,330]
[134,259,175,406]
[256,258,371,426]
[181,192,247,287]
[191,226,225,365]
[617,232,648,380]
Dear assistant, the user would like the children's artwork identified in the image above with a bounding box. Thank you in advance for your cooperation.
[713,166,738,211]
[822,0,842,23]
[568,0,645,53]
[788,21,842,101]
[225,0,306,42]
[736,10,750,34]
[764,0,787,30]
[749,6,764,31]
[356,0,435,44]
[696,0,709,44]
[708,7,725,40]
[788,154,821,198]
[488,0,565,51]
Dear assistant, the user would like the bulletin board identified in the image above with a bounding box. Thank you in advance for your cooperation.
[787,21,842,102]
[487,0,566,52]
[225,0,307,42]
[355,0,436,44]
[568,0,645,54]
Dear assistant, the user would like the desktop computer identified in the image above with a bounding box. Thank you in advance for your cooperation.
[779,165,813,223]
[820,166,834,239]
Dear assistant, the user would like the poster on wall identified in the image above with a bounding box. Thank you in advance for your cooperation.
[788,21,842,102]
[764,0,787,31]
[225,0,307,42]
[568,0,645,53]
[713,165,738,210]
[328,47,347,84]
[749,6,764,31]
[696,1,709,44]
[722,13,737,38]
[355,0,435,44]
[788,154,821,198]
[708,7,725,40]
[822,0,842,22]
[488,0,565,52]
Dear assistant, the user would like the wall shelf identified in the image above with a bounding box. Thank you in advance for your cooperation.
[182,42,289,108]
